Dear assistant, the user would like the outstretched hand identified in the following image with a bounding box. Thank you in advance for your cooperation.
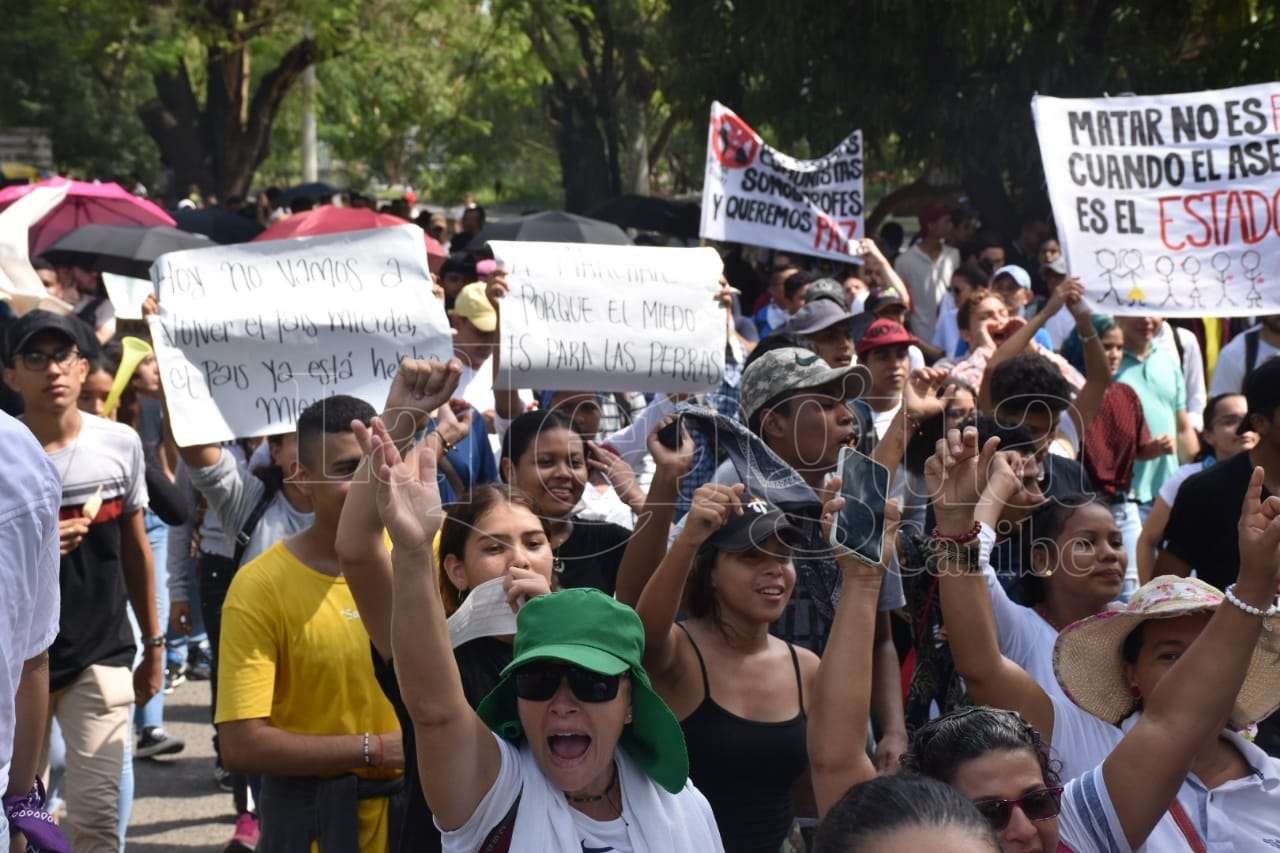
[362,417,446,553]
[924,426,1001,534]
[1237,466,1280,592]
[903,366,954,423]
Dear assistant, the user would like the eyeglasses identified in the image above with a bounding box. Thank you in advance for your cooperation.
[973,786,1063,832]
[17,348,81,371]
[514,663,622,703]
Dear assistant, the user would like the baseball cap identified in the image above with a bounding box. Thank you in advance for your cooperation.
[785,299,856,336]
[450,282,497,333]
[855,318,917,357]
[1239,357,1280,435]
[476,588,690,793]
[992,265,1032,290]
[802,278,850,311]
[705,490,802,553]
[918,203,950,229]
[864,288,907,317]
[740,346,871,424]
[3,309,96,364]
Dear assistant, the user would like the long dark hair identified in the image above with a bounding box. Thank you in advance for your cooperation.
[499,408,576,479]
[437,484,548,615]
[904,706,1062,788]
[814,773,998,852]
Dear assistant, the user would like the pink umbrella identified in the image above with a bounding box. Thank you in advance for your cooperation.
[0,177,175,258]
[255,205,447,273]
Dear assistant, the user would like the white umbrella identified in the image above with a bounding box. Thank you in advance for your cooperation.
[0,184,75,315]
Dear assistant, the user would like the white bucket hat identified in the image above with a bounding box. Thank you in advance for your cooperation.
[1053,575,1280,729]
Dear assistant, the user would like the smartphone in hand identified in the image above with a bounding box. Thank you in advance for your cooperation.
[829,445,890,563]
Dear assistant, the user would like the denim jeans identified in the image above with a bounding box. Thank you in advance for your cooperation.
[1111,499,1143,599]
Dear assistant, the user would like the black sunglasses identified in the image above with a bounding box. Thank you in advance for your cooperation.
[514,663,622,704]
[973,786,1063,831]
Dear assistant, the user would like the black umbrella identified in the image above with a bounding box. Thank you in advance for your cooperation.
[587,194,701,239]
[281,181,339,203]
[172,207,265,244]
[471,210,631,247]
[42,225,215,279]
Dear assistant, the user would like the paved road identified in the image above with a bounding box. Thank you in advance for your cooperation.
[126,678,235,851]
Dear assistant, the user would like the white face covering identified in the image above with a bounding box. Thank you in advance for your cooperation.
[448,576,520,648]
[849,292,868,314]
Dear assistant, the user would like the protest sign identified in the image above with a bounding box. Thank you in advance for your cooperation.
[489,241,726,394]
[102,272,151,320]
[1034,83,1280,316]
[148,225,451,446]
[699,101,865,263]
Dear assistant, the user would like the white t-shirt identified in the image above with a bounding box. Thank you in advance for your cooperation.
[440,732,722,853]
[894,243,959,344]
[189,448,314,566]
[871,402,901,440]
[1209,325,1280,396]
[1052,701,1280,851]
[1157,460,1213,508]
[0,412,62,801]
[1155,322,1207,430]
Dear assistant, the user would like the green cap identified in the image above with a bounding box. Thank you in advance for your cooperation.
[476,588,690,794]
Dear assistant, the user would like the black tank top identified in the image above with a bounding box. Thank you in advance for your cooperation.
[676,623,809,853]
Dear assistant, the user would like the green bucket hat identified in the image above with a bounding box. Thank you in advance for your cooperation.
[476,588,690,794]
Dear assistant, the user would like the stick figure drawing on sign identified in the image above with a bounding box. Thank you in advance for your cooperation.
[1241,250,1265,310]
[1095,249,1123,305]
[1155,255,1181,309]
[1182,256,1204,310]
[1122,249,1146,305]
[1211,251,1237,308]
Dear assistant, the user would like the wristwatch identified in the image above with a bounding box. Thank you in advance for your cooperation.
[143,634,166,648]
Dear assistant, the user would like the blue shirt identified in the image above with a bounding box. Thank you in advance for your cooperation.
[431,412,499,504]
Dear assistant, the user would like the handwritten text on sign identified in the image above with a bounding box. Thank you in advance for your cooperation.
[699,101,864,263]
[1033,83,1280,316]
[490,241,726,393]
[148,225,452,446]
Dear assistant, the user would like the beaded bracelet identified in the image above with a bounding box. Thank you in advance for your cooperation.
[1224,583,1278,631]
[362,732,372,766]
[930,521,982,544]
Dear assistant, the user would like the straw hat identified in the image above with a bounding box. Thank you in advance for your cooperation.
[1053,575,1280,729]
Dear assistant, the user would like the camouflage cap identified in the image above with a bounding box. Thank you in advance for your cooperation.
[740,347,871,424]
[803,277,850,311]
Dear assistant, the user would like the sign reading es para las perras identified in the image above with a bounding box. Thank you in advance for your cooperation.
[148,225,452,446]
[1034,82,1280,316]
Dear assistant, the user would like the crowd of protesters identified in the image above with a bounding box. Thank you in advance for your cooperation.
[2,190,1279,853]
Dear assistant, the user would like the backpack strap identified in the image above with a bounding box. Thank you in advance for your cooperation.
[1244,328,1262,389]
[233,479,282,567]
[476,792,521,853]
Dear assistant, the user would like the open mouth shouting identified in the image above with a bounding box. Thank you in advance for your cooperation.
[547,730,593,768]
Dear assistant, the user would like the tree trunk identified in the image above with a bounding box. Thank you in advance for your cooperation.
[623,97,649,195]
[547,83,615,213]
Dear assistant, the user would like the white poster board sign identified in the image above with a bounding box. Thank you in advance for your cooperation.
[149,225,451,446]
[102,272,151,320]
[699,101,865,262]
[1034,83,1280,316]
[490,241,726,393]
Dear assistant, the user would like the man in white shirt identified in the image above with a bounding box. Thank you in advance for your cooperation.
[893,203,958,344]
[0,410,63,852]
[1154,318,1208,431]
[1209,315,1280,397]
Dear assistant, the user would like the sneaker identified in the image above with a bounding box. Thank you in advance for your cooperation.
[214,758,235,792]
[224,813,259,852]
[136,726,185,759]
[165,663,187,693]
[187,646,212,681]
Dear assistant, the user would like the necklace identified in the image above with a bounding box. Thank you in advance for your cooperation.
[565,764,618,804]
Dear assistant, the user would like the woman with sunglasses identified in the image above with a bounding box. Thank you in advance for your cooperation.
[921,426,1280,851]
[368,418,724,852]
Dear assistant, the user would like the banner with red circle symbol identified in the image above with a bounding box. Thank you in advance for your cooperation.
[699,101,865,263]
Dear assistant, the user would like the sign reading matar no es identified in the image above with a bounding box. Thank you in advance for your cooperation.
[1034,81,1280,316]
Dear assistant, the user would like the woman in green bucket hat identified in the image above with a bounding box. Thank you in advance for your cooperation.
[365,418,724,852]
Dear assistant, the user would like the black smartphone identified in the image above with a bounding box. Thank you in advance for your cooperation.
[829,445,890,563]
[655,418,684,451]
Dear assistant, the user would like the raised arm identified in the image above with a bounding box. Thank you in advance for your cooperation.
[336,358,461,659]
[809,483,902,816]
[978,277,1080,415]
[1102,467,1280,849]
[928,428,1056,741]
[372,419,501,831]
[613,420,695,606]
[1060,279,1110,437]
[633,483,743,678]
[1135,495,1172,585]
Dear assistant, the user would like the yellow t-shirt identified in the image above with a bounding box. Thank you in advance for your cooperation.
[216,541,401,852]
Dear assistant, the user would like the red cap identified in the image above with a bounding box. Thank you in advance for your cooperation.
[856,318,917,356]
[918,202,950,229]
